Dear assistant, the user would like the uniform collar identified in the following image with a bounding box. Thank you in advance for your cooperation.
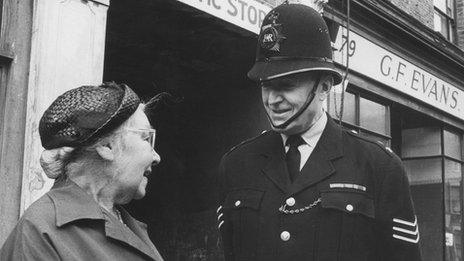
[48,179,105,227]
[281,111,327,148]
[260,113,343,193]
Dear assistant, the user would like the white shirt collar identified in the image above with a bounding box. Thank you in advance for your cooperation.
[281,111,327,148]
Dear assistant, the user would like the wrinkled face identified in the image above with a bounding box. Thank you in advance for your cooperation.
[114,107,160,202]
[261,72,326,135]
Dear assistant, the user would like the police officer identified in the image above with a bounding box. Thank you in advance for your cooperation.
[217,3,421,261]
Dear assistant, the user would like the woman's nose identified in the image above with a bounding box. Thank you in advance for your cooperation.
[151,149,161,165]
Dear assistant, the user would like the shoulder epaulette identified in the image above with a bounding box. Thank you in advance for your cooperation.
[345,129,394,157]
[225,130,271,156]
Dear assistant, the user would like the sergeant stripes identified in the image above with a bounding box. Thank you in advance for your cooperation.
[392,216,419,244]
[217,205,224,229]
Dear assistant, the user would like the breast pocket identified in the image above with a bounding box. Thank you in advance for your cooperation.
[319,190,376,260]
[320,190,375,219]
[223,188,265,259]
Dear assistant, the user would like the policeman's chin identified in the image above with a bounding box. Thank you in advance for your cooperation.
[269,114,309,135]
[268,118,295,135]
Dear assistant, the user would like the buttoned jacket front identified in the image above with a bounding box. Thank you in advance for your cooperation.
[0,179,163,261]
[218,117,421,261]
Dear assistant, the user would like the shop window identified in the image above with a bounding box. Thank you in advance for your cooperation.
[328,91,356,125]
[327,89,391,146]
[444,136,463,261]
[359,97,388,135]
[404,157,443,185]
[402,127,442,158]
[444,129,462,160]
[401,120,463,261]
[433,0,456,42]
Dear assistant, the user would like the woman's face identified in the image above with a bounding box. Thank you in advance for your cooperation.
[112,108,160,203]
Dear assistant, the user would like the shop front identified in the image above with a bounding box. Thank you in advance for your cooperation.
[101,0,464,259]
[2,0,464,260]
[325,1,464,260]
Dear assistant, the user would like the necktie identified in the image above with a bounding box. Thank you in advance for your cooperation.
[286,135,305,183]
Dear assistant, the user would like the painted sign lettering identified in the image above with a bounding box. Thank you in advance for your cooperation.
[334,27,464,120]
[176,0,272,34]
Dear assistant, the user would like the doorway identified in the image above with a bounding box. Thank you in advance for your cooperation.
[104,0,268,259]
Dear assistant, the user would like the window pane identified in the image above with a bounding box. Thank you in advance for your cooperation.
[445,159,462,261]
[441,15,450,38]
[434,11,443,32]
[407,158,444,261]
[404,158,442,185]
[328,91,356,125]
[435,11,450,39]
[434,0,447,13]
[402,127,442,157]
[447,0,455,18]
[359,98,387,135]
[449,22,454,43]
[444,129,462,160]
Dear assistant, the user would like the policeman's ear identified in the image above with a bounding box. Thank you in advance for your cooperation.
[318,74,333,100]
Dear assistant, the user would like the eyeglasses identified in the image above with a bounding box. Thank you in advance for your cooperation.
[126,128,156,149]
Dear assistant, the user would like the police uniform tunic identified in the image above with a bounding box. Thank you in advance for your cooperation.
[217,115,421,261]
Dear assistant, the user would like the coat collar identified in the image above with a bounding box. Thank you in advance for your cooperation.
[48,179,105,227]
[104,207,164,261]
[260,114,344,194]
[47,179,163,261]
[290,116,344,194]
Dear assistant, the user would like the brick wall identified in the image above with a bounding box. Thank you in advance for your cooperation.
[388,0,435,29]
[457,0,464,50]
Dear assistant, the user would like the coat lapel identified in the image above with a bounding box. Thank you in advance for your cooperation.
[260,131,291,193]
[120,209,164,261]
[290,117,344,195]
[104,209,163,261]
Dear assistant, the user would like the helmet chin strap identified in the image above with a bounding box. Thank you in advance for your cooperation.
[267,75,322,130]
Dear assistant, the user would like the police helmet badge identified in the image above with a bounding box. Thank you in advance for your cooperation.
[259,11,286,52]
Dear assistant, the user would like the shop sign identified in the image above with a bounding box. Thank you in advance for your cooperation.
[333,27,464,120]
[176,0,272,34]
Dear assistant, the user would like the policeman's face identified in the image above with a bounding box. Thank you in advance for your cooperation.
[261,72,329,135]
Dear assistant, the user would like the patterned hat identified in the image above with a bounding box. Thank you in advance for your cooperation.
[39,82,141,149]
[248,4,342,84]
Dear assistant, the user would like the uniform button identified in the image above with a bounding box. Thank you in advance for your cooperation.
[286,197,296,207]
[346,204,354,212]
[280,231,291,241]
[235,200,241,207]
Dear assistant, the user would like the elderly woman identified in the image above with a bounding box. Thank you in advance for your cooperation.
[0,83,164,261]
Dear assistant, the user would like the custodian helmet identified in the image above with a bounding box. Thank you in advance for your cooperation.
[248,3,342,84]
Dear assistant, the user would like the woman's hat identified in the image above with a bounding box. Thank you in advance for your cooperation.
[39,82,140,149]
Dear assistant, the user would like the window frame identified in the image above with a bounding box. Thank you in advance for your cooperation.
[433,0,456,42]
[401,121,463,261]
[328,87,392,146]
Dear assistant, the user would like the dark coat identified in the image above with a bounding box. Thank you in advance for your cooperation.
[217,117,421,261]
[0,179,163,261]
